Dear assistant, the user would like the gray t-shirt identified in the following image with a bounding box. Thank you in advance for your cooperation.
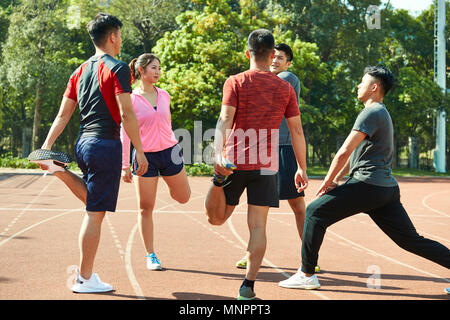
[350,102,398,187]
[278,71,301,145]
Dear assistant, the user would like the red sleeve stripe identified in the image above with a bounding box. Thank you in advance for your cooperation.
[63,62,88,102]
[98,60,122,125]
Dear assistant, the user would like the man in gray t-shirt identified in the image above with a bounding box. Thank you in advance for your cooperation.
[350,102,397,187]
[271,46,308,248]
[278,71,301,145]
[279,65,450,290]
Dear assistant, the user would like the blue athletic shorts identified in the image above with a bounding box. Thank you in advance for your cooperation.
[132,144,184,177]
[75,137,122,212]
[278,144,305,200]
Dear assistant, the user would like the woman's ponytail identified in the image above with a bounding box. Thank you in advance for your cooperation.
[129,58,138,84]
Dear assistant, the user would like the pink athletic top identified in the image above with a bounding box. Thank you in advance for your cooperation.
[120,87,178,169]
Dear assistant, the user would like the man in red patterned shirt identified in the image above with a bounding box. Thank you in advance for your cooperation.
[204,29,308,300]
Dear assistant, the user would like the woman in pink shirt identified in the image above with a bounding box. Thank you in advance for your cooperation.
[121,53,191,270]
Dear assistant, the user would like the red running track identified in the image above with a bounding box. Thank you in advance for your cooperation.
[0,169,448,301]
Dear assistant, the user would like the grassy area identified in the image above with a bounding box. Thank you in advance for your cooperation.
[306,166,329,177]
[308,166,449,178]
[391,168,449,178]
[0,156,215,176]
[0,156,448,178]
[0,156,39,169]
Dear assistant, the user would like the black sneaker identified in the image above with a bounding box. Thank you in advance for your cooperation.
[28,149,72,164]
[28,149,72,173]
[237,285,256,300]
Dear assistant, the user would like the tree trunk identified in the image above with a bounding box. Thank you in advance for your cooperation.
[408,136,418,169]
[393,135,399,169]
[32,83,44,151]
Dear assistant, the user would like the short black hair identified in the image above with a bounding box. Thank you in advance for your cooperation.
[87,13,123,47]
[274,43,293,62]
[248,29,274,61]
[364,65,395,95]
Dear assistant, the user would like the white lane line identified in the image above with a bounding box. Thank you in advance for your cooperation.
[105,215,125,260]
[0,207,83,212]
[125,223,146,300]
[422,190,450,218]
[0,177,55,237]
[0,207,83,248]
[268,214,450,294]
[420,231,450,244]
[227,213,331,300]
[183,213,244,250]
[328,230,450,283]
[123,194,206,300]
[1,207,351,216]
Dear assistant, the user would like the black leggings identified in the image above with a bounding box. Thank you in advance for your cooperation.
[301,178,450,274]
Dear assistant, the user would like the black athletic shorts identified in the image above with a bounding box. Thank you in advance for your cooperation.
[278,144,305,200]
[223,170,279,208]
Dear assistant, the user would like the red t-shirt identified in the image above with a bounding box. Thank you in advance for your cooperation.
[222,70,300,171]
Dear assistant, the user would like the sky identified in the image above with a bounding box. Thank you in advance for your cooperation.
[384,0,435,15]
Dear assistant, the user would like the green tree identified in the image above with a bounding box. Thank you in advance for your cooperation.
[152,0,255,131]
[151,0,328,165]
[2,0,73,151]
[109,0,191,54]
[380,3,448,168]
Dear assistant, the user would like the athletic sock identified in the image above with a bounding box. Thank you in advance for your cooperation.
[241,278,255,290]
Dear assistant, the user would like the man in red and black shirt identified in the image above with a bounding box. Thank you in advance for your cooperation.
[39,13,147,293]
[204,29,308,300]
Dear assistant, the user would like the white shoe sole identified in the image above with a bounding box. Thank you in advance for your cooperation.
[71,284,114,293]
[279,282,320,290]
[147,265,162,271]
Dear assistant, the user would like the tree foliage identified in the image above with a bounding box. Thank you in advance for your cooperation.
[0,0,447,170]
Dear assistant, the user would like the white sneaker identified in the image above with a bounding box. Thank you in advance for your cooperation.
[146,253,162,270]
[71,272,114,293]
[279,270,321,289]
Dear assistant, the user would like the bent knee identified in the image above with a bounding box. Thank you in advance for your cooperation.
[305,200,322,217]
[205,210,225,226]
[207,216,225,226]
[170,185,191,204]
[174,190,191,204]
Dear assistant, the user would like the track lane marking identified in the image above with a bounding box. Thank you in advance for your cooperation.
[421,190,450,218]
[227,204,331,300]
[0,177,55,238]
[123,194,206,299]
